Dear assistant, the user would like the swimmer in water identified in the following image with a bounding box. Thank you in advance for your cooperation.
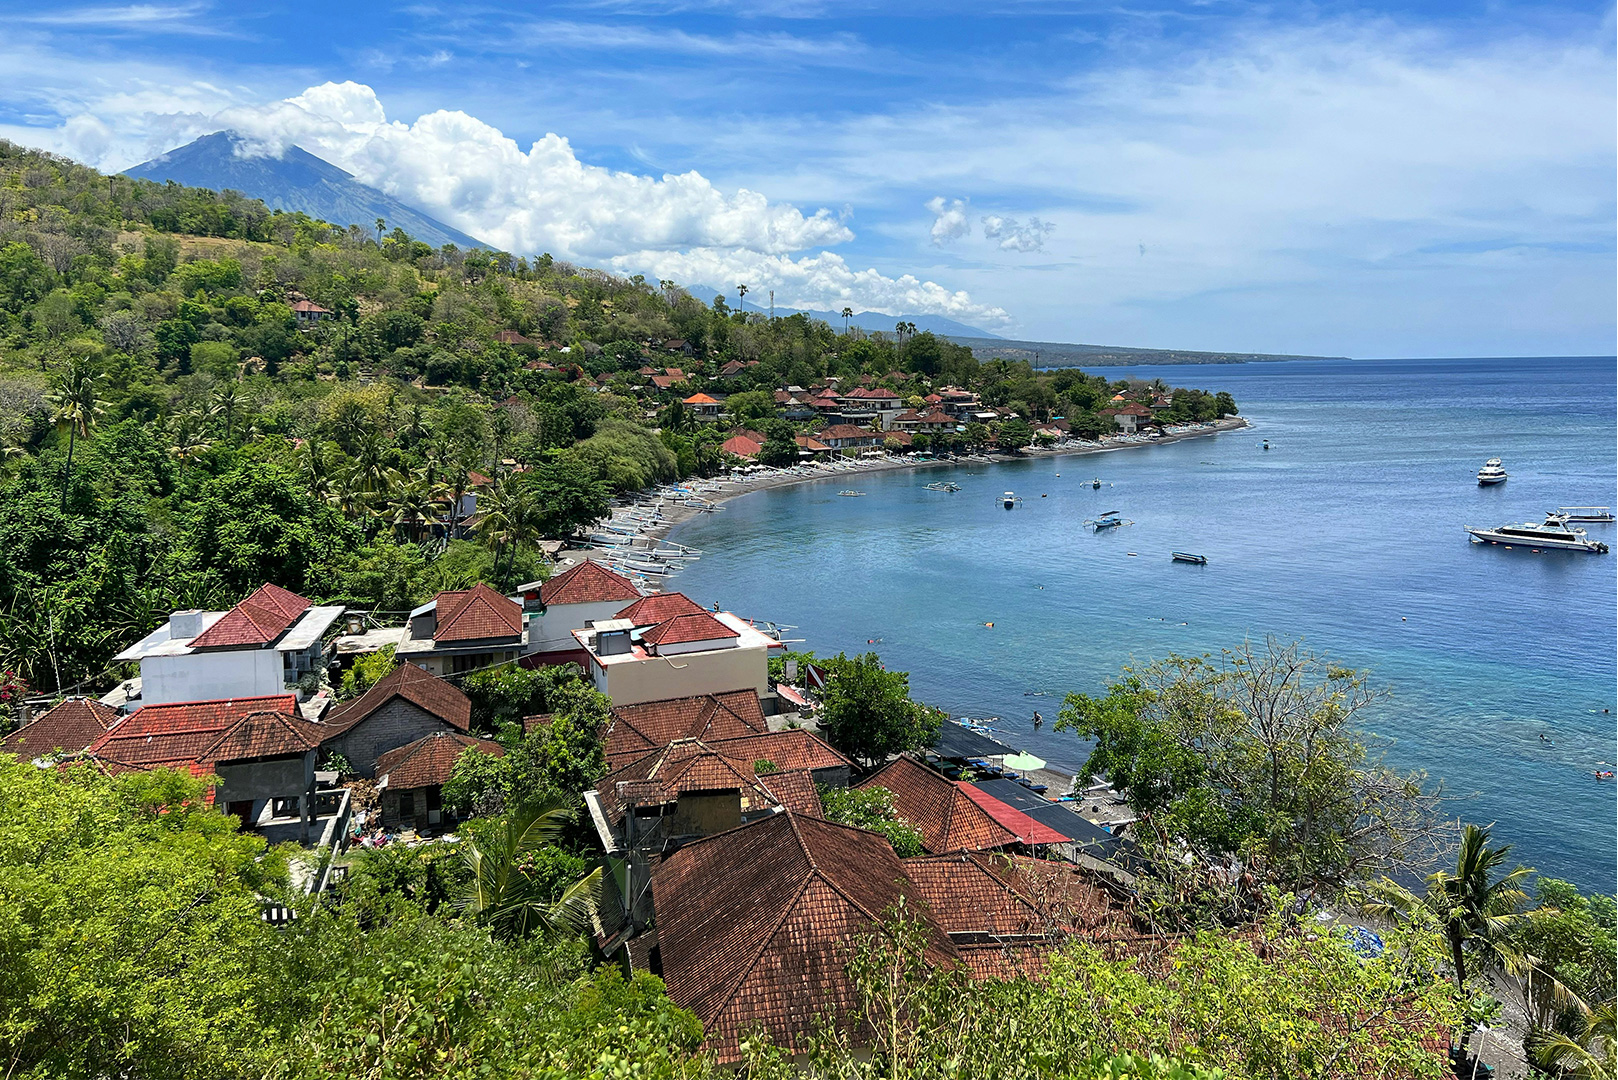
[1033,711,1043,730]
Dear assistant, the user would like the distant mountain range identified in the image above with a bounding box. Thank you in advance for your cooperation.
[685,285,1003,339]
[125,131,487,251]
[945,336,1350,367]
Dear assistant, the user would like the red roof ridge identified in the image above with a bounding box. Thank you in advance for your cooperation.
[434,583,521,641]
[541,560,640,606]
[641,611,736,646]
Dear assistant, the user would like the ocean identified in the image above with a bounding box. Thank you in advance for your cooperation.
[664,355,1618,892]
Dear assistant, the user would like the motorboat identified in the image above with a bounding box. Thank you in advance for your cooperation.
[1002,492,1022,509]
[1171,552,1208,564]
[1466,514,1608,553]
[1558,506,1615,523]
[1477,458,1508,486]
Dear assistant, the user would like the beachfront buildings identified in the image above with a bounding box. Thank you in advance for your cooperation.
[112,584,345,709]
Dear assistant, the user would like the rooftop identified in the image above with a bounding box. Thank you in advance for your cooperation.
[376,730,504,791]
[539,560,641,607]
[432,584,523,642]
[857,756,1019,854]
[615,592,707,626]
[1,698,122,759]
[603,689,769,767]
[326,663,471,734]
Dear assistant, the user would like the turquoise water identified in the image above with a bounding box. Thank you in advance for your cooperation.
[666,356,1618,891]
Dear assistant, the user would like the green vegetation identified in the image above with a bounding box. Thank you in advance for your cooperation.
[812,651,945,771]
[819,784,926,857]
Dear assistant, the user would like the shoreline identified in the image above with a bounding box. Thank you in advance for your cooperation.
[616,415,1252,545]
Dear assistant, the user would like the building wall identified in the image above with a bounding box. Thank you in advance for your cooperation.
[593,645,769,707]
[139,649,284,708]
[527,600,630,654]
[214,754,313,805]
[653,637,738,657]
[326,698,460,778]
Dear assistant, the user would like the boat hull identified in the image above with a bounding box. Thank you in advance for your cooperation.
[1466,528,1608,553]
[1477,475,1508,486]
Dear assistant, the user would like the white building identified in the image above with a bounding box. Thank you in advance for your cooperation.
[519,561,643,658]
[572,592,780,707]
[113,584,344,710]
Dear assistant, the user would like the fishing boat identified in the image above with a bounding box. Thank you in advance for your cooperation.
[838,490,866,497]
[1558,506,1615,523]
[1091,478,1102,489]
[1002,491,1022,509]
[1477,457,1508,486]
[925,481,961,492]
[1466,514,1608,553]
[1171,552,1208,564]
[1085,510,1130,530]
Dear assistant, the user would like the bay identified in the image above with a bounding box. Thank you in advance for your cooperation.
[665,355,1618,892]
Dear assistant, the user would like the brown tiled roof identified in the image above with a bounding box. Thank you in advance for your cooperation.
[818,424,880,441]
[901,852,1051,938]
[326,663,472,733]
[433,584,522,642]
[708,729,850,774]
[604,690,769,767]
[642,612,738,647]
[1,698,122,758]
[720,435,762,458]
[200,709,327,763]
[375,731,504,790]
[758,769,823,817]
[615,592,707,626]
[857,756,1019,854]
[540,560,641,606]
[653,812,960,1062]
[794,434,831,452]
[594,738,777,821]
[188,583,310,649]
[89,694,299,772]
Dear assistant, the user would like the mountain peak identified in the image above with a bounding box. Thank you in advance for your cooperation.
[125,131,486,250]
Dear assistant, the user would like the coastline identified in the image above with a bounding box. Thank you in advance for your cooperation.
[620,415,1252,544]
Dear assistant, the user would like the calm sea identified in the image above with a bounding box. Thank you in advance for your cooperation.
[666,356,1618,892]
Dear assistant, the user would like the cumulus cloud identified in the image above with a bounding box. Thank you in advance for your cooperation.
[924,196,969,245]
[981,214,1055,252]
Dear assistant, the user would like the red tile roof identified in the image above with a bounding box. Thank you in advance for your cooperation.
[595,738,778,820]
[290,299,330,314]
[653,812,961,1062]
[641,612,739,647]
[375,731,504,791]
[433,584,522,642]
[720,435,762,458]
[708,729,851,775]
[794,434,831,452]
[326,663,471,733]
[954,783,1070,845]
[857,756,1019,854]
[604,690,769,767]
[89,694,299,772]
[1,698,122,758]
[200,709,328,762]
[650,374,683,390]
[683,392,721,405]
[817,424,881,441]
[758,769,823,817]
[540,560,641,606]
[615,592,707,626]
[188,583,311,649]
[901,852,1052,938]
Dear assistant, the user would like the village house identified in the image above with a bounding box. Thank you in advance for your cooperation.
[374,730,504,830]
[319,663,473,778]
[681,392,723,420]
[815,424,884,452]
[794,433,832,457]
[291,299,331,326]
[893,409,958,433]
[112,584,345,709]
[518,561,643,661]
[719,433,762,459]
[394,583,526,675]
[1,697,122,760]
[600,688,771,768]
[1099,402,1153,433]
[857,755,1065,854]
[572,592,780,707]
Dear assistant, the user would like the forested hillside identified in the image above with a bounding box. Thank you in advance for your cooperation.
[0,140,1232,695]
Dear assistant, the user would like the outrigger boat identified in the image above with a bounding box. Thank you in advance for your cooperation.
[1002,491,1023,509]
[925,481,961,492]
[1171,552,1208,564]
[1558,506,1615,523]
[838,490,866,497]
[1085,510,1130,530]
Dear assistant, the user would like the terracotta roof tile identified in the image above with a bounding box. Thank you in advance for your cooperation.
[595,738,778,821]
[89,694,298,772]
[604,690,768,767]
[375,731,504,790]
[641,612,737,647]
[857,756,1019,854]
[326,663,471,733]
[188,583,310,649]
[433,583,522,642]
[817,424,881,441]
[720,435,762,458]
[200,709,328,762]
[653,812,960,1062]
[683,392,721,405]
[758,769,823,817]
[615,592,707,626]
[540,560,641,606]
[708,729,851,774]
[1,698,122,758]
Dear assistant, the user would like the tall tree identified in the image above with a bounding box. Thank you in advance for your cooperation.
[816,652,943,772]
[46,355,105,508]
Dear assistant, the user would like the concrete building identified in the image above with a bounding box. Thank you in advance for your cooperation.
[112,584,344,709]
[519,561,642,659]
[395,583,525,676]
[572,595,779,707]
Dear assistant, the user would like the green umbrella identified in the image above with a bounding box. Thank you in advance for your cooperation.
[1002,752,1046,771]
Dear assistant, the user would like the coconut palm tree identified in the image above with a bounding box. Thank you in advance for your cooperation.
[297,440,330,502]
[1534,1001,1617,1080]
[350,431,399,497]
[736,283,748,313]
[169,424,212,474]
[842,307,854,334]
[457,797,602,941]
[209,383,242,442]
[47,356,105,508]
[1364,824,1534,992]
[386,480,446,544]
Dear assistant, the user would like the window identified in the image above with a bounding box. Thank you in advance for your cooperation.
[271,797,300,819]
[396,791,415,818]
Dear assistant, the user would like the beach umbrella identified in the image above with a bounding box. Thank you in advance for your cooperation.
[1002,752,1046,771]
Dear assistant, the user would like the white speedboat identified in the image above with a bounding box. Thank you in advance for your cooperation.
[1558,506,1615,523]
[1466,514,1609,553]
[1477,458,1508,486]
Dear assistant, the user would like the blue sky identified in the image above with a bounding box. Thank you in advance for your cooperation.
[0,0,1612,356]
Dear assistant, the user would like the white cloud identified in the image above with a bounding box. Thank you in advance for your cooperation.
[925,196,969,245]
[980,214,1054,252]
